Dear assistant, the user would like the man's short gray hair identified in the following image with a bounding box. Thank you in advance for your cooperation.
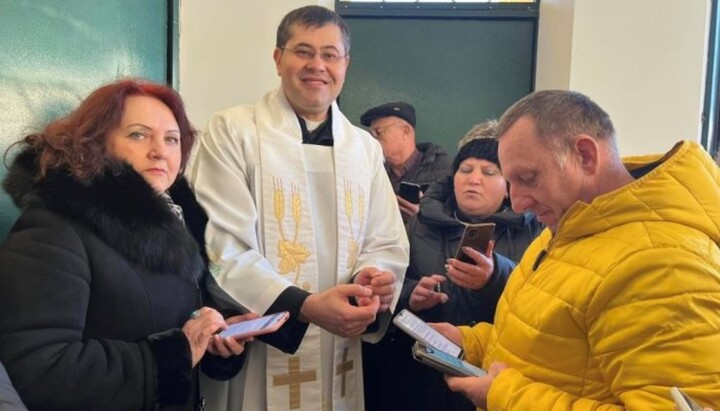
[496,90,618,167]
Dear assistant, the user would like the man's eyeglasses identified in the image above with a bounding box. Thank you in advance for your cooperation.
[280,46,347,64]
[370,122,403,138]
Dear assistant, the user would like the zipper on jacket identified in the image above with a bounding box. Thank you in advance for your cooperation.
[532,249,547,271]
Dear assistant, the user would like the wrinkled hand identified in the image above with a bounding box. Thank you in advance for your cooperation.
[354,267,396,312]
[445,362,508,409]
[299,284,379,337]
[397,194,421,220]
[207,312,259,358]
[428,322,463,347]
[182,307,227,367]
[446,241,495,290]
[409,274,449,312]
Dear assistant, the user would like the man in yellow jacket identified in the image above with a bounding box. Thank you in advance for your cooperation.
[435,90,720,410]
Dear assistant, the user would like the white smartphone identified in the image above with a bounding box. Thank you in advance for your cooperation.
[412,342,487,377]
[393,309,463,358]
[670,387,704,411]
[217,311,290,339]
[455,223,495,264]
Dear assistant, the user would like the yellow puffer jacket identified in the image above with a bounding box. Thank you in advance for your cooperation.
[460,141,720,410]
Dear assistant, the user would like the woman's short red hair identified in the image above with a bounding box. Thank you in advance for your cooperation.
[22,78,196,180]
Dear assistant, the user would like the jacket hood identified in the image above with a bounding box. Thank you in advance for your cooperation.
[555,141,720,247]
[3,148,204,277]
[419,175,533,229]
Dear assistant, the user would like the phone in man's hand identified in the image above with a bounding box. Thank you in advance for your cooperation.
[455,223,496,263]
[412,342,487,377]
[393,309,462,357]
[398,181,422,204]
[217,311,289,339]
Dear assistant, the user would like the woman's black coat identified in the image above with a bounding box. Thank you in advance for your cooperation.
[401,176,543,325]
[0,149,240,411]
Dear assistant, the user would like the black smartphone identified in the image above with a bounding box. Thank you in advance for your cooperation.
[455,223,495,263]
[398,181,422,204]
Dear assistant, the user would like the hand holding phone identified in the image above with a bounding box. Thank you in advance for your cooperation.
[398,181,422,204]
[393,309,462,357]
[455,223,495,264]
[217,311,289,339]
[412,342,487,377]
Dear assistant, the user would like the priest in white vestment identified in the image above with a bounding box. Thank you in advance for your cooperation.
[189,6,409,411]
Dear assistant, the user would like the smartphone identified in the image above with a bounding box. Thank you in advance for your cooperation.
[455,223,496,264]
[217,311,289,339]
[412,342,487,377]
[398,181,422,204]
[393,309,463,358]
[670,387,704,411]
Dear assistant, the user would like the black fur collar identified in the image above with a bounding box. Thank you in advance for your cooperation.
[3,149,204,277]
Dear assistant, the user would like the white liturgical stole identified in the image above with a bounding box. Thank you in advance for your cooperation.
[257,91,369,411]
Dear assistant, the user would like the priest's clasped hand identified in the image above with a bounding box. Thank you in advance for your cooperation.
[353,267,397,312]
[299,284,380,337]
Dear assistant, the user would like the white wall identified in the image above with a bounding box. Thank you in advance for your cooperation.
[181,1,711,156]
[536,0,710,155]
[179,0,332,129]
[535,0,575,91]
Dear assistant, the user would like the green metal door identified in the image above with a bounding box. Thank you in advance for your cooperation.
[0,0,173,238]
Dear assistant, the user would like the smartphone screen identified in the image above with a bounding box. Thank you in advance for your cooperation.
[455,223,496,264]
[217,311,289,339]
[413,343,486,377]
[393,309,462,358]
[398,182,421,204]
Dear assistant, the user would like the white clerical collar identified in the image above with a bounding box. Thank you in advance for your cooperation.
[303,118,322,132]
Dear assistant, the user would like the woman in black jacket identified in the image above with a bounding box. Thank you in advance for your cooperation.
[364,136,543,411]
[0,79,252,410]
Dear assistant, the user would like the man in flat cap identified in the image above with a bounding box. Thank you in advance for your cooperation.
[361,102,452,221]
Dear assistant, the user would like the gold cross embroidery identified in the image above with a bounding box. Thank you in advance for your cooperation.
[335,347,354,397]
[272,356,318,409]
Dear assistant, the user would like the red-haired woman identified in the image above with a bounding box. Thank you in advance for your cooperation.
[0,79,253,410]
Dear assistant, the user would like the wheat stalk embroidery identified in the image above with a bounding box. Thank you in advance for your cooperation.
[344,180,365,270]
[274,178,310,284]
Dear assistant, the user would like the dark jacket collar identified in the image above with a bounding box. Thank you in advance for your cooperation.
[3,148,204,277]
[418,175,532,229]
[416,142,448,166]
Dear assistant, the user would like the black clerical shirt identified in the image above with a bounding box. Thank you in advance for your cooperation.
[297,111,334,146]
